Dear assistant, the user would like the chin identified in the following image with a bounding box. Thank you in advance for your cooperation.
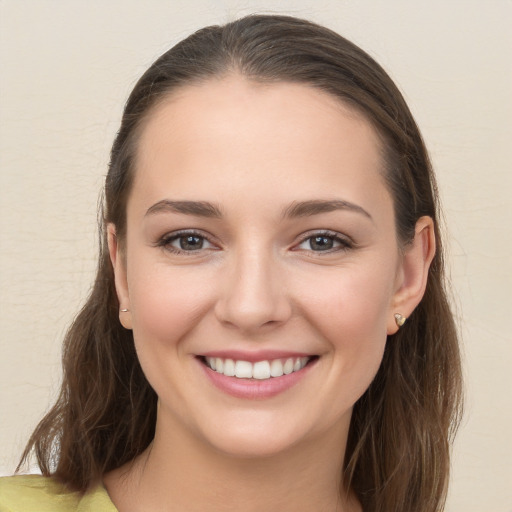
[191,405,346,461]
[203,425,304,459]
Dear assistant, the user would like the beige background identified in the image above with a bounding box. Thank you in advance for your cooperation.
[1,1,511,510]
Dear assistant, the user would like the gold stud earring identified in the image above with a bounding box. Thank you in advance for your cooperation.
[394,313,406,327]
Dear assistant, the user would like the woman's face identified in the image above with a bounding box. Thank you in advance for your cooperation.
[111,76,406,458]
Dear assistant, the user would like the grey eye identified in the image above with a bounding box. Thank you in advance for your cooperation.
[159,230,216,254]
[176,235,205,250]
[296,233,350,253]
[309,236,334,251]
[300,235,340,251]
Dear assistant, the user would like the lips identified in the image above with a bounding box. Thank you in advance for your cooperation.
[197,352,318,399]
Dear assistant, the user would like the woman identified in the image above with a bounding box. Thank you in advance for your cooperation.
[0,14,462,512]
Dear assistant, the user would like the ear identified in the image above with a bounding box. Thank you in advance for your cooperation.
[387,216,436,334]
[107,223,132,330]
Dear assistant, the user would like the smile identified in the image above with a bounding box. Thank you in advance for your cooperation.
[204,356,311,380]
[198,351,318,399]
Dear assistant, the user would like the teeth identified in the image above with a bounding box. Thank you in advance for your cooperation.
[270,359,284,377]
[223,358,235,377]
[253,361,271,380]
[235,360,252,378]
[205,356,311,380]
[283,358,294,375]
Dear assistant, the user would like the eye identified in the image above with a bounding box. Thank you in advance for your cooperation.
[295,231,352,252]
[157,230,216,254]
[174,234,206,251]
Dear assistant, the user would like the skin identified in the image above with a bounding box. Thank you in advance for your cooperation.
[104,76,435,512]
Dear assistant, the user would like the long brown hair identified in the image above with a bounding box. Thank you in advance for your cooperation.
[18,15,463,511]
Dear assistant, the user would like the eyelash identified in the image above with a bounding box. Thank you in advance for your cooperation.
[294,230,354,254]
[155,229,354,256]
[156,229,216,255]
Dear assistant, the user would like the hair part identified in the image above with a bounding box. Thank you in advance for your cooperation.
[19,14,462,512]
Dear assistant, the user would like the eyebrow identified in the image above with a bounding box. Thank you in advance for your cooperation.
[145,198,372,221]
[283,199,372,220]
[145,200,223,218]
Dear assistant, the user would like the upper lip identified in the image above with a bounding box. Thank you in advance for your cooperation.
[199,350,315,363]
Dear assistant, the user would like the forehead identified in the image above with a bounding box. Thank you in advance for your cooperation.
[131,75,390,217]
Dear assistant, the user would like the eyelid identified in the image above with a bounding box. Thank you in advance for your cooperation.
[154,228,354,255]
[293,230,355,252]
[155,229,219,254]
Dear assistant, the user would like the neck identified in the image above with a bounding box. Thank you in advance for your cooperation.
[105,412,359,512]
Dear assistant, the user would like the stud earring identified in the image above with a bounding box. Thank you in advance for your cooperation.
[394,313,406,327]
[120,308,129,313]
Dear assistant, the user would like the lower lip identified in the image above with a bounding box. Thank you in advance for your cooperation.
[198,358,317,400]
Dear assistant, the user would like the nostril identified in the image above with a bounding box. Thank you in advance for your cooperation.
[214,295,292,333]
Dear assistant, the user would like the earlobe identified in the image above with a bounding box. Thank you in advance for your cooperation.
[387,216,436,335]
[107,224,132,330]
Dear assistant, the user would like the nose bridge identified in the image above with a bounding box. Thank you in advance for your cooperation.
[215,241,290,331]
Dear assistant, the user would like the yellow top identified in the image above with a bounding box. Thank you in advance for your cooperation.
[0,475,118,512]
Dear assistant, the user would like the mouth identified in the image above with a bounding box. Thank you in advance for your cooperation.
[198,354,318,380]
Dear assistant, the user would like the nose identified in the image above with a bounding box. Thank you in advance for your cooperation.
[214,248,292,334]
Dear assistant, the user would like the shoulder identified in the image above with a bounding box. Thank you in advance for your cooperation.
[0,475,78,511]
[0,475,117,512]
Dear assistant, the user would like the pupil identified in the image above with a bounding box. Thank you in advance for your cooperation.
[180,235,203,250]
[311,236,333,251]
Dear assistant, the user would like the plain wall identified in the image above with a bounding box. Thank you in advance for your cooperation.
[1,1,511,510]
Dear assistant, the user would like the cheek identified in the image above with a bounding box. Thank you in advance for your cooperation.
[298,262,393,334]
[294,264,393,378]
[126,258,216,347]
